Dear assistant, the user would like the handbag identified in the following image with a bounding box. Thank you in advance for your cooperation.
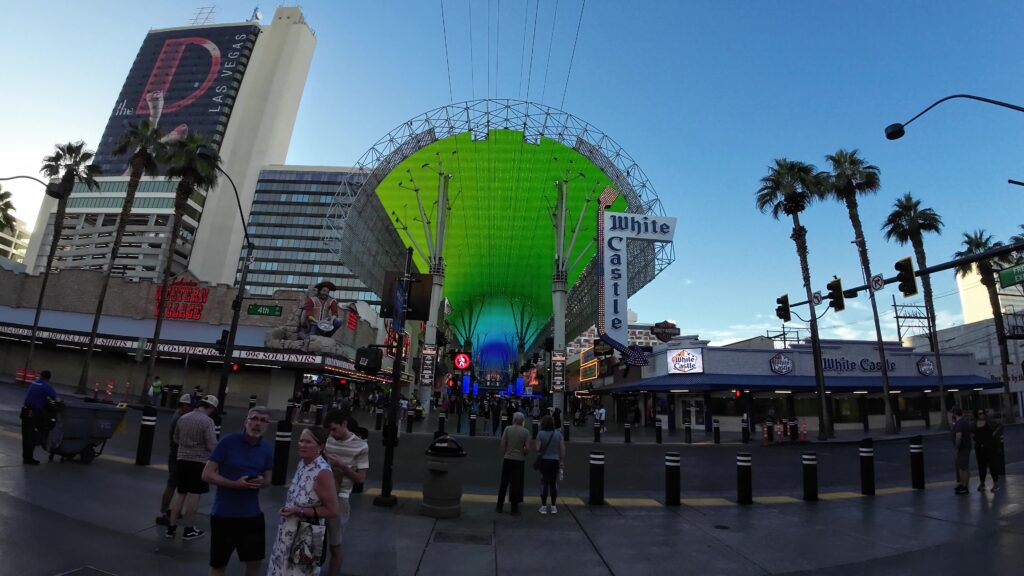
[289,507,327,566]
[533,432,554,471]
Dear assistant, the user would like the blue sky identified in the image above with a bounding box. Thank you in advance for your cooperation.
[2,1,1023,345]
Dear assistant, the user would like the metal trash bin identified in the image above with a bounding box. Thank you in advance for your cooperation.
[420,435,467,519]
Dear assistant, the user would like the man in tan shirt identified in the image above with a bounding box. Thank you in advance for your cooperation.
[496,412,530,515]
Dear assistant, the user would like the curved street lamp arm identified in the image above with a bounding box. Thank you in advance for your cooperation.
[214,165,252,247]
[889,94,1024,140]
[0,175,49,187]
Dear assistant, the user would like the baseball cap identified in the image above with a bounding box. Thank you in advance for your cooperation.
[200,394,219,409]
[178,393,192,405]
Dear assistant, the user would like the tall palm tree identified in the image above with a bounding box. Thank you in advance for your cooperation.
[142,134,219,397]
[882,193,947,428]
[756,158,831,438]
[954,230,1015,422]
[0,186,15,233]
[31,142,101,369]
[78,121,165,393]
[821,149,898,434]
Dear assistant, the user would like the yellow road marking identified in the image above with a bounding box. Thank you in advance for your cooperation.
[753,496,801,504]
[605,497,662,507]
[819,491,863,500]
[681,497,734,506]
[876,486,914,495]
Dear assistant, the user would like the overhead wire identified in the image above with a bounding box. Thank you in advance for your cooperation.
[540,0,559,103]
[560,0,586,109]
[440,0,454,102]
[468,0,476,98]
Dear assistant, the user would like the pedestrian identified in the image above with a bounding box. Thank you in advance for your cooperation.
[166,395,219,540]
[157,393,193,526]
[496,412,530,515]
[267,427,338,576]
[973,409,998,492]
[989,414,1006,492]
[951,406,971,495]
[596,404,607,433]
[322,410,369,576]
[21,369,57,465]
[552,407,562,430]
[201,406,274,575]
[534,415,565,514]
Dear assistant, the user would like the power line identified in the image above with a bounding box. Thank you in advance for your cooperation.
[524,0,540,100]
[468,0,476,99]
[560,0,586,109]
[518,0,529,99]
[440,0,454,102]
[540,0,560,103]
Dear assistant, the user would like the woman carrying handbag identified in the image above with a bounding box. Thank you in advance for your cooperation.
[267,427,338,575]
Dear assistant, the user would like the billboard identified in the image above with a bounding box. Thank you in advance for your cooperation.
[93,24,261,175]
[666,348,704,374]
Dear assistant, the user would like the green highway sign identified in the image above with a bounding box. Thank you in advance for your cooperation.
[247,303,283,317]
[999,264,1024,289]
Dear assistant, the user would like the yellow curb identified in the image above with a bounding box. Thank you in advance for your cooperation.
[0,430,20,440]
[605,497,662,507]
[876,487,914,495]
[926,481,956,489]
[753,496,801,504]
[681,497,734,506]
[819,491,863,500]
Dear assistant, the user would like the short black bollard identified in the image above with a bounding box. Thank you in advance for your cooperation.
[655,419,663,444]
[766,420,775,443]
[563,423,571,442]
[469,414,477,436]
[215,424,222,440]
[593,420,601,443]
[859,438,875,496]
[272,419,292,486]
[624,423,632,444]
[456,411,463,433]
[375,408,383,431]
[741,417,750,444]
[135,406,158,466]
[500,414,508,434]
[713,419,721,444]
[407,412,414,434]
[315,404,325,426]
[285,398,295,423]
[737,452,753,505]
[438,413,446,434]
[532,420,538,439]
[665,452,681,506]
[910,435,925,490]
[802,452,818,501]
[248,394,257,409]
[684,421,692,444]
[589,451,605,505]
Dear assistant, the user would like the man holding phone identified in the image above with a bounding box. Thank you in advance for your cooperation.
[201,406,274,576]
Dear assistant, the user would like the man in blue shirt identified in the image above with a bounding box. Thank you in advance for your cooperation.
[21,370,57,465]
[201,406,274,576]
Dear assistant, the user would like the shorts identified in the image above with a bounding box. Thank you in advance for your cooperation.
[955,450,971,471]
[326,497,351,547]
[166,454,179,489]
[210,514,265,567]
[176,460,210,494]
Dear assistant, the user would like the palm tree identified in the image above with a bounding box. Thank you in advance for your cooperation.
[882,193,948,428]
[0,186,15,233]
[30,142,101,369]
[142,134,219,397]
[955,231,1016,421]
[78,121,165,393]
[820,149,898,433]
[756,158,831,438]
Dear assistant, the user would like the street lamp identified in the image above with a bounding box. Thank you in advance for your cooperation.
[196,146,254,411]
[885,94,1024,140]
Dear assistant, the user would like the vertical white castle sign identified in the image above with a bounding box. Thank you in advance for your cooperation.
[599,190,677,347]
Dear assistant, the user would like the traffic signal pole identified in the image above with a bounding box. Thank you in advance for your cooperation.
[217,240,253,411]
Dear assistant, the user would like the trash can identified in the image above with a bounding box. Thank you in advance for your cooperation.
[420,435,467,519]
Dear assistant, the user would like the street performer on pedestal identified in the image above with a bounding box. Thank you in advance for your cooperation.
[305,280,342,337]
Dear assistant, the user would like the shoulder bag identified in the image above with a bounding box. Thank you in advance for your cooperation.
[289,507,327,566]
[533,432,554,471]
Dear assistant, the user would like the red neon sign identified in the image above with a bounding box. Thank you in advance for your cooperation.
[454,353,472,371]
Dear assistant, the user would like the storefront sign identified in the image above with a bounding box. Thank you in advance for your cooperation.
[667,348,704,374]
[238,350,318,364]
[823,357,896,373]
[419,344,436,388]
[551,350,566,391]
[917,356,936,376]
[651,320,681,343]
[155,279,209,321]
[769,353,794,375]
[324,356,356,371]
[580,361,599,382]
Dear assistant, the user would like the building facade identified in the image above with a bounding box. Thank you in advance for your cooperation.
[0,218,30,263]
[24,7,316,286]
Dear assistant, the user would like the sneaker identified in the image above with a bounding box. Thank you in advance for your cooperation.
[992,484,999,493]
[182,527,205,541]
[549,505,558,514]
[954,486,969,495]
[164,526,177,539]
[977,483,985,492]
[539,505,548,515]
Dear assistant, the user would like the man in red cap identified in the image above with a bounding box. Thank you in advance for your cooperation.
[305,280,341,337]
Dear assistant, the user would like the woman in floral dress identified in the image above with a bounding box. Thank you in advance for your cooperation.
[267,427,338,576]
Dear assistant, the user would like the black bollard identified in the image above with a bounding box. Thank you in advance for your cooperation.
[665,452,681,506]
[500,414,508,435]
[713,419,721,444]
[315,404,324,426]
[655,419,663,444]
[532,420,539,439]
[802,452,818,501]
[248,394,257,409]
[737,452,753,505]
[135,406,158,466]
[456,410,463,433]
[684,421,692,444]
[272,420,292,486]
[438,414,447,434]
[563,423,571,442]
[741,417,750,444]
[766,420,775,443]
[375,408,383,431]
[910,435,925,490]
[285,398,295,423]
[859,438,875,496]
[589,451,605,505]
[624,423,632,444]
[470,414,477,436]
[407,412,414,434]
[593,420,601,443]
[215,424,222,440]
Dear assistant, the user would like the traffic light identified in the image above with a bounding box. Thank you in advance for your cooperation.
[775,294,791,322]
[895,257,918,297]
[231,363,240,372]
[214,329,230,355]
[827,276,844,312]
